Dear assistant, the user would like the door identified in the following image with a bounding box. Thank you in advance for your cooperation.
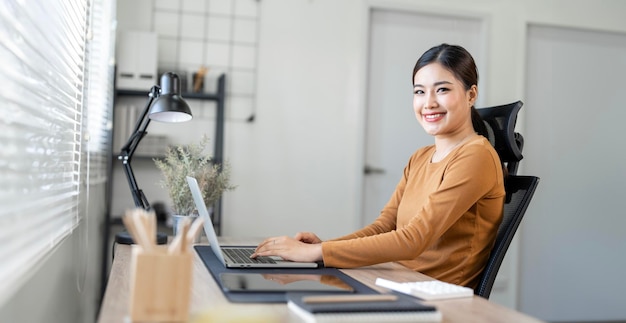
[362,8,486,225]
[520,25,626,320]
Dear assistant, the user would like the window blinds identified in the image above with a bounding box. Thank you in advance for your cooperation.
[0,0,113,306]
[85,0,116,184]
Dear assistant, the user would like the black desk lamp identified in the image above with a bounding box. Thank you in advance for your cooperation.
[116,72,192,245]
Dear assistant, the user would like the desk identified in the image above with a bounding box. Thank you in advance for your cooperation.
[98,238,544,323]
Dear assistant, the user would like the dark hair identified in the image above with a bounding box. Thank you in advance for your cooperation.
[412,44,488,138]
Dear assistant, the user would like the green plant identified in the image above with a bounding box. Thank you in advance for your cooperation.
[154,135,235,216]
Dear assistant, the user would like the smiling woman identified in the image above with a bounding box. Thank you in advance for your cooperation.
[0,0,115,315]
[252,44,505,289]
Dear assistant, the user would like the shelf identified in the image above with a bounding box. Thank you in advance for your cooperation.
[116,89,223,101]
[112,73,226,163]
[114,154,164,160]
[113,74,226,166]
[109,73,226,217]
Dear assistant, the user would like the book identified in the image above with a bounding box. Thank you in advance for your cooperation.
[286,292,442,322]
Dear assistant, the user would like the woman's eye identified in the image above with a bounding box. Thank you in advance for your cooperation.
[414,89,424,95]
[437,87,449,93]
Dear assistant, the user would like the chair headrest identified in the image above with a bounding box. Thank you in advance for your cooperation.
[477,101,524,164]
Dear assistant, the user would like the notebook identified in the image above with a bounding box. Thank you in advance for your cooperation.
[285,292,442,323]
[186,176,319,268]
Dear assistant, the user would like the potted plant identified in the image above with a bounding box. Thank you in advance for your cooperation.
[154,135,235,221]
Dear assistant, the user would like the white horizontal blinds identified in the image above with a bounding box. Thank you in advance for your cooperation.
[0,0,89,306]
[84,0,116,184]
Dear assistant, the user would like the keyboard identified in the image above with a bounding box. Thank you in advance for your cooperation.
[375,278,474,301]
[222,248,277,264]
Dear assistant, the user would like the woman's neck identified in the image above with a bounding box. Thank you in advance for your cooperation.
[432,131,477,162]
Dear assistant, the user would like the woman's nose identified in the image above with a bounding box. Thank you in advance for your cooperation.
[424,93,437,109]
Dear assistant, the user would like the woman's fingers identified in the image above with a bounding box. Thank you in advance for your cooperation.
[252,236,286,257]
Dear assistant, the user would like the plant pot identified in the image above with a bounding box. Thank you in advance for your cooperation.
[172,214,202,243]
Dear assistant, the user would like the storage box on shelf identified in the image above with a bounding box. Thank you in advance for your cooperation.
[116,31,158,91]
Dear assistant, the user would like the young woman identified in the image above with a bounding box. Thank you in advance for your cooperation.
[252,44,505,288]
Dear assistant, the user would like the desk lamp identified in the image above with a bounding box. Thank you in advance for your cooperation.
[116,72,192,245]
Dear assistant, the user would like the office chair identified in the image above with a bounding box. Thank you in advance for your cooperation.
[477,100,524,176]
[474,101,540,299]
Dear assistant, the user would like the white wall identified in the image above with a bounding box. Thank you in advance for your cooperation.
[227,0,366,239]
[113,0,365,239]
[113,0,626,321]
[0,186,106,323]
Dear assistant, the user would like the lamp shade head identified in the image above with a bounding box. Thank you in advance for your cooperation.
[149,72,193,123]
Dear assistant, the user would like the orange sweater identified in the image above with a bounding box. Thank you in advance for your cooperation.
[321,136,504,288]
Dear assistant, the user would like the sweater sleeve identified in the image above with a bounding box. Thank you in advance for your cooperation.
[321,141,502,268]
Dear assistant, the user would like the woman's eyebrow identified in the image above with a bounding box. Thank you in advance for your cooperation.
[413,80,454,88]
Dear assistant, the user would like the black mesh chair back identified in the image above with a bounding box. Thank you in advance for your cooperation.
[474,175,539,298]
[473,101,540,298]
[477,100,524,175]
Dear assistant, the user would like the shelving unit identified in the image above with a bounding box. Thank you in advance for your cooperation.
[100,73,227,298]
[109,73,226,230]
[114,74,226,169]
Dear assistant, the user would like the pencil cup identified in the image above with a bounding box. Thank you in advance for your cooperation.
[129,245,193,322]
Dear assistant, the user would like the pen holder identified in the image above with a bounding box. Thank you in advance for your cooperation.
[129,245,193,322]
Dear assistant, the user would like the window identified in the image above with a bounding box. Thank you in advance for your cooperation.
[0,0,114,306]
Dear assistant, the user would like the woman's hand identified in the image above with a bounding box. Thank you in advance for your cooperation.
[251,235,323,263]
[294,231,323,244]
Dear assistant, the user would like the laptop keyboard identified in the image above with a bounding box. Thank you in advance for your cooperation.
[223,248,277,264]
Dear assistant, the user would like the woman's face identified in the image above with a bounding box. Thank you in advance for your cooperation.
[412,62,477,137]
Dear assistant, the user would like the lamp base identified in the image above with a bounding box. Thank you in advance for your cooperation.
[115,231,168,245]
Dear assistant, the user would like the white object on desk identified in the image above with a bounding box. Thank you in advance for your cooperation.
[375,278,474,301]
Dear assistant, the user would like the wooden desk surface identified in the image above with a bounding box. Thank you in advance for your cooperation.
[98,238,544,323]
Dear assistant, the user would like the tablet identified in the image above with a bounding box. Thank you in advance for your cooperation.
[219,273,355,293]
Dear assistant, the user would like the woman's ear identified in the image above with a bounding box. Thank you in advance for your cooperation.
[468,85,478,106]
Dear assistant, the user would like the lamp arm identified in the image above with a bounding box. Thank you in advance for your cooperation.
[119,86,160,209]
[121,154,150,209]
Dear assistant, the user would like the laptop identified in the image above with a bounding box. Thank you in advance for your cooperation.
[186,176,319,268]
